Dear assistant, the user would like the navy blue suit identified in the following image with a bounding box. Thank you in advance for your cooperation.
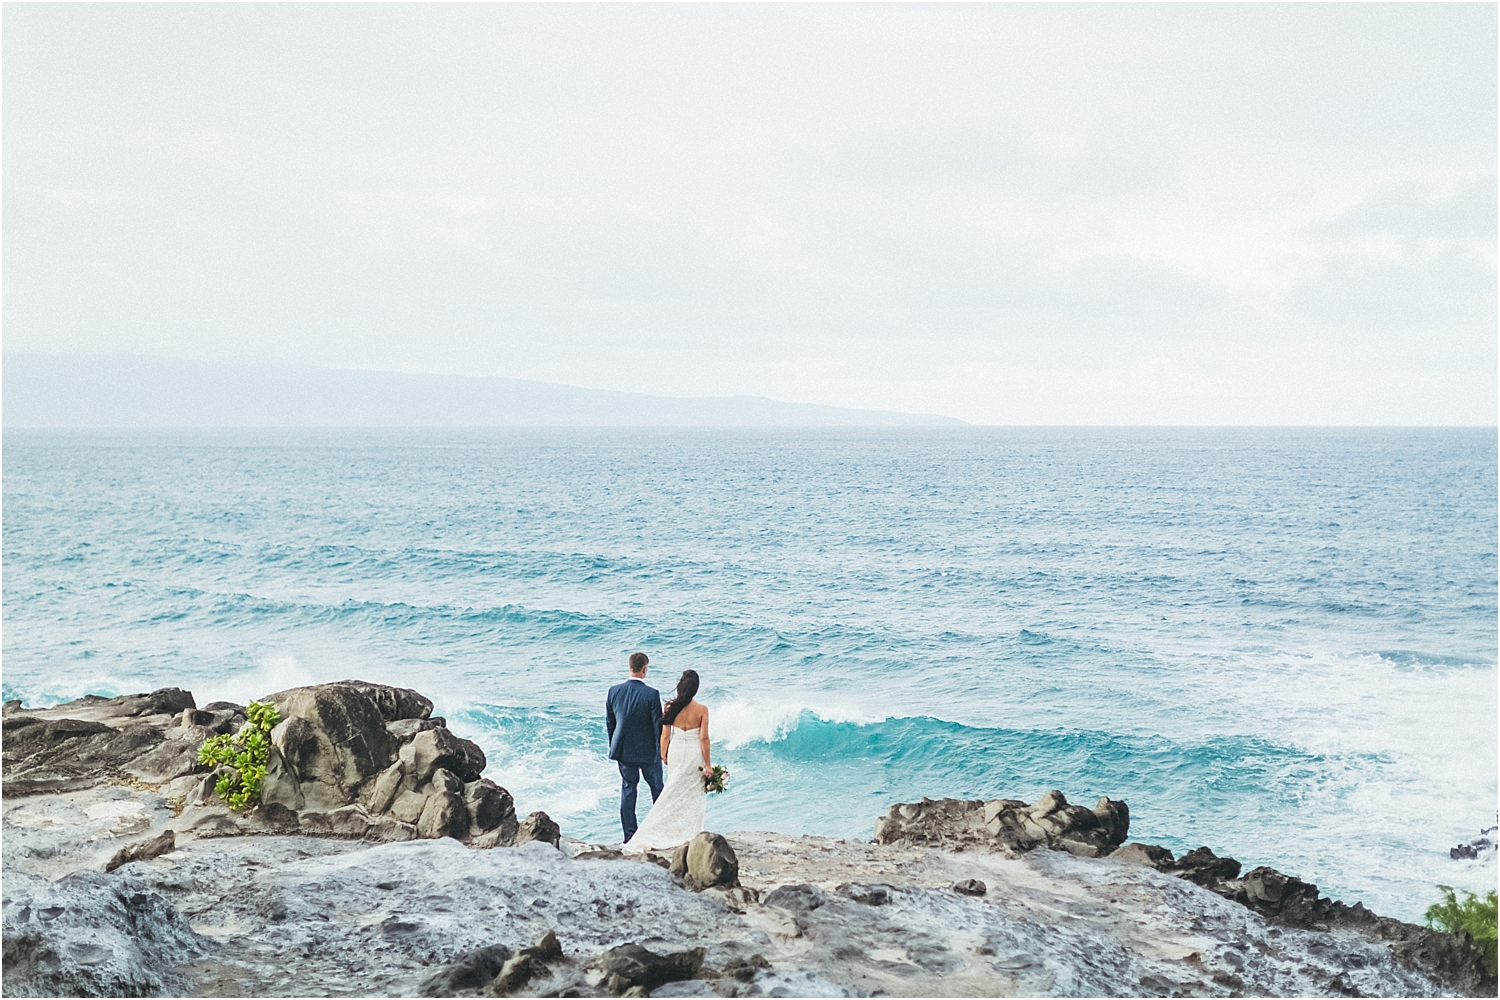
[606,677,664,841]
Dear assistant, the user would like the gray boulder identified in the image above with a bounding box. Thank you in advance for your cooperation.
[258,745,305,813]
[513,811,561,849]
[399,727,486,784]
[417,791,470,841]
[266,685,392,801]
[683,831,739,891]
[464,778,517,840]
[11,682,536,853]
[324,679,433,722]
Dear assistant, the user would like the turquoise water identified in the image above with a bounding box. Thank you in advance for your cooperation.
[3,428,1495,921]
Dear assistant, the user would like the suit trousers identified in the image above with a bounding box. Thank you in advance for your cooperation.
[618,760,665,842]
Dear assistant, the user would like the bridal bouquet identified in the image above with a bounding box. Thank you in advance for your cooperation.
[701,763,729,794]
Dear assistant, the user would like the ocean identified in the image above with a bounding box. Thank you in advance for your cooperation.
[3,427,1495,922]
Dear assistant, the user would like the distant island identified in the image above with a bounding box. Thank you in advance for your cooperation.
[2,354,965,429]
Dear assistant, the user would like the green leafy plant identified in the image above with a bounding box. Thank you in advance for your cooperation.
[1425,885,1498,976]
[196,700,282,811]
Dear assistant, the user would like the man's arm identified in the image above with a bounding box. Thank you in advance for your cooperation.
[606,688,617,740]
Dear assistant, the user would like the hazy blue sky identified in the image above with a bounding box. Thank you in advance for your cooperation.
[4,4,1495,424]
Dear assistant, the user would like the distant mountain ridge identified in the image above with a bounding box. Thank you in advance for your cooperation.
[2,354,965,428]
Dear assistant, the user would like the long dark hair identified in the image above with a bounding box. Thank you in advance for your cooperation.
[662,669,700,727]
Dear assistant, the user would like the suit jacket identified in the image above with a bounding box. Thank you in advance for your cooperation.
[606,678,662,764]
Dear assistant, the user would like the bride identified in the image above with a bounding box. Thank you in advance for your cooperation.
[623,669,710,853]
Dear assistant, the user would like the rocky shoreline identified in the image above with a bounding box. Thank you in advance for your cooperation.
[3,682,1494,998]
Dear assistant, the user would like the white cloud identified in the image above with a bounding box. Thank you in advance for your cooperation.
[2,3,1494,423]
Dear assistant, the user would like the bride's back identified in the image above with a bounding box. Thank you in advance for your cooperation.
[671,698,707,731]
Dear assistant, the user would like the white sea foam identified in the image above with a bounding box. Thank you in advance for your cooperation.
[709,697,888,749]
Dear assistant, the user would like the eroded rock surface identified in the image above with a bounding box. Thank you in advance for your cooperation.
[3,685,1492,998]
[874,789,1131,858]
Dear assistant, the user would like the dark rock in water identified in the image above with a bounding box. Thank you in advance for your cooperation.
[418,942,514,997]
[514,811,561,849]
[1108,842,1175,870]
[952,879,987,896]
[592,942,705,997]
[1167,846,1242,887]
[1450,826,1497,861]
[103,830,176,873]
[487,929,564,996]
[684,831,739,891]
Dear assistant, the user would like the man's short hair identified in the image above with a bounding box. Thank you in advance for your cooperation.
[628,652,649,674]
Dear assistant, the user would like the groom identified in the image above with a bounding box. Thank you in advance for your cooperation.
[605,651,664,843]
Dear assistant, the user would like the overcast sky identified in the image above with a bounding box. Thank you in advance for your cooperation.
[4,4,1495,424]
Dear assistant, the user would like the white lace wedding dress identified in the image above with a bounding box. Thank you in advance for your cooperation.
[623,726,706,852]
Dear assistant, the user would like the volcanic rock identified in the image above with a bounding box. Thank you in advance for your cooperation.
[873,790,1131,857]
[683,831,740,891]
[0,688,204,796]
[593,942,705,997]
[419,942,513,997]
[400,726,487,785]
[487,929,564,996]
[267,685,392,801]
[102,830,176,873]
[1109,842,1176,869]
[514,810,561,849]
[417,791,470,841]
[1,868,202,997]
[1167,846,1243,888]
[465,779,518,839]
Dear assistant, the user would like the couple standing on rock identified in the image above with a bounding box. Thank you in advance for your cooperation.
[605,652,713,852]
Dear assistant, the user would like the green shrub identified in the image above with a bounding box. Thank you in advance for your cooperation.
[1425,885,1498,976]
[196,700,282,810]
